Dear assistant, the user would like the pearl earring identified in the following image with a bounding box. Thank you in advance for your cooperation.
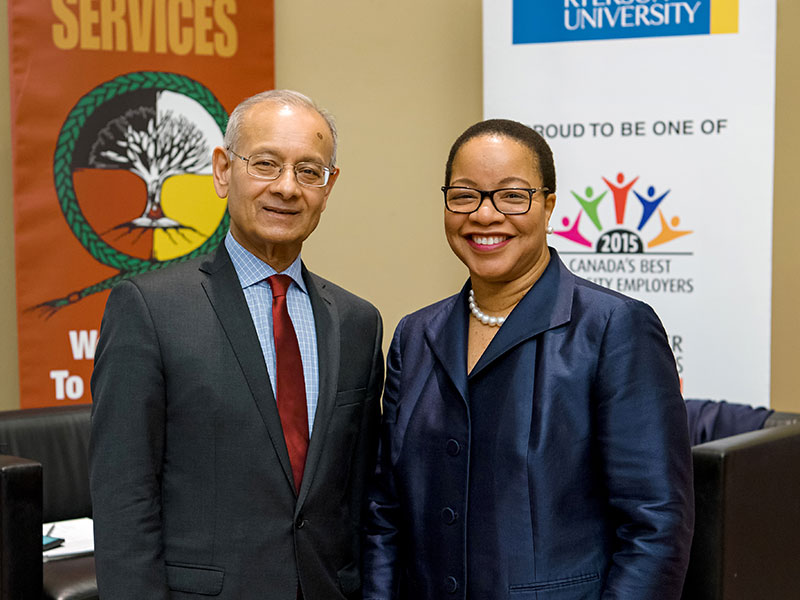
[546,225,554,234]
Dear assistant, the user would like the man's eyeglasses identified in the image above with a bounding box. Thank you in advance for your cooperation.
[228,149,333,187]
[442,186,549,215]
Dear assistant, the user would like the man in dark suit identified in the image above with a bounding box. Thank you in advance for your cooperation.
[89,90,384,599]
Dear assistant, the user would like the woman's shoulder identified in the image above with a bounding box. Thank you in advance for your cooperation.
[564,267,661,324]
[550,250,651,313]
[571,273,641,304]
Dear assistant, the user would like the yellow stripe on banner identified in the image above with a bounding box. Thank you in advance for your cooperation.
[711,0,739,34]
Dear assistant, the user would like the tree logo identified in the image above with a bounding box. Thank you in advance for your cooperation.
[44,72,229,313]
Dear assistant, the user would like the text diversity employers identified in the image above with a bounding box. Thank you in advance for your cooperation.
[362,119,694,598]
[89,90,384,599]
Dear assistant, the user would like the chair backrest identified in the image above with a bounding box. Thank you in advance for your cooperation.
[683,422,800,599]
[0,404,92,523]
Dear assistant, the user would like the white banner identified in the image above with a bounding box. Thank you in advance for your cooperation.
[484,0,776,406]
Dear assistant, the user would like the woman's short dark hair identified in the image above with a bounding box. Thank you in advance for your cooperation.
[444,119,556,194]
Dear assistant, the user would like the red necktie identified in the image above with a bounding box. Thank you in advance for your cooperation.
[267,274,309,491]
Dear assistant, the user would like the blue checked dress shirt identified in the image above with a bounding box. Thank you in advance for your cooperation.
[225,233,319,435]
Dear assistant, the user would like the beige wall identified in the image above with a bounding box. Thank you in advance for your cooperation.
[273,0,480,345]
[0,0,19,410]
[0,0,797,412]
[771,0,800,412]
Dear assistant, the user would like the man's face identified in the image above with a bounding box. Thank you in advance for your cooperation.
[212,102,339,270]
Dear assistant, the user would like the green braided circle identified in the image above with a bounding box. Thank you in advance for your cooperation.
[53,71,229,272]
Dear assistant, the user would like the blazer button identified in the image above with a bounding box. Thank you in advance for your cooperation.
[441,507,458,524]
[295,515,306,529]
[446,439,461,456]
[445,576,459,594]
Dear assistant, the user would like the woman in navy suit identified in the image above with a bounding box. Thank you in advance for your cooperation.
[362,119,694,599]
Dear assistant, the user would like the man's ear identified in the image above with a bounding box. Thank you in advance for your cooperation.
[212,147,231,198]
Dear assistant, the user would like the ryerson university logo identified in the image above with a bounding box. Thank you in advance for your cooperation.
[513,0,738,44]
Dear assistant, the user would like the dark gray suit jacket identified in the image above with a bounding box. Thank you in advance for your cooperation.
[89,244,383,599]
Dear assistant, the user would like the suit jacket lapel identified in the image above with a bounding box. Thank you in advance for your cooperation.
[199,245,296,491]
[295,266,339,508]
[470,249,574,379]
[425,283,470,404]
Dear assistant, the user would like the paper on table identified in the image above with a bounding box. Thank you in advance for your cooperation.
[42,517,94,562]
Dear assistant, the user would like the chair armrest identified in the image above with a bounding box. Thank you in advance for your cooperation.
[0,455,43,600]
[683,423,800,600]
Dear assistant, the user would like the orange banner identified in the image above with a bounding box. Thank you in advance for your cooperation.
[9,0,274,408]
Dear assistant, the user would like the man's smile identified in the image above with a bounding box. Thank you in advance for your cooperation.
[263,205,300,215]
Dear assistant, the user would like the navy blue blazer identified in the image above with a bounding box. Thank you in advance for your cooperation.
[363,250,694,599]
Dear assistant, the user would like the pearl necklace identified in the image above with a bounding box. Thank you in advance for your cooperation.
[468,289,506,327]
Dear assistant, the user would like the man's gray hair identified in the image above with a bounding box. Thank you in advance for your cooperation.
[223,89,338,167]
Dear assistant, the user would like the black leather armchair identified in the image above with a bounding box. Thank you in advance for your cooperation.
[682,416,800,599]
[0,404,96,600]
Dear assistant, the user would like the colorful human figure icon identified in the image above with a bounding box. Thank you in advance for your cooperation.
[570,186,607,231]
[634,185,670,231]
[554,213,592,248]
[602,172,639,225]
[648,210,692,248]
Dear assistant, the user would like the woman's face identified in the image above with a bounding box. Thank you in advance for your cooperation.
[444,134,556,286]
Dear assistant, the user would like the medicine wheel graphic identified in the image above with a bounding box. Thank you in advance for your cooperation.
[42,72,229,314]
